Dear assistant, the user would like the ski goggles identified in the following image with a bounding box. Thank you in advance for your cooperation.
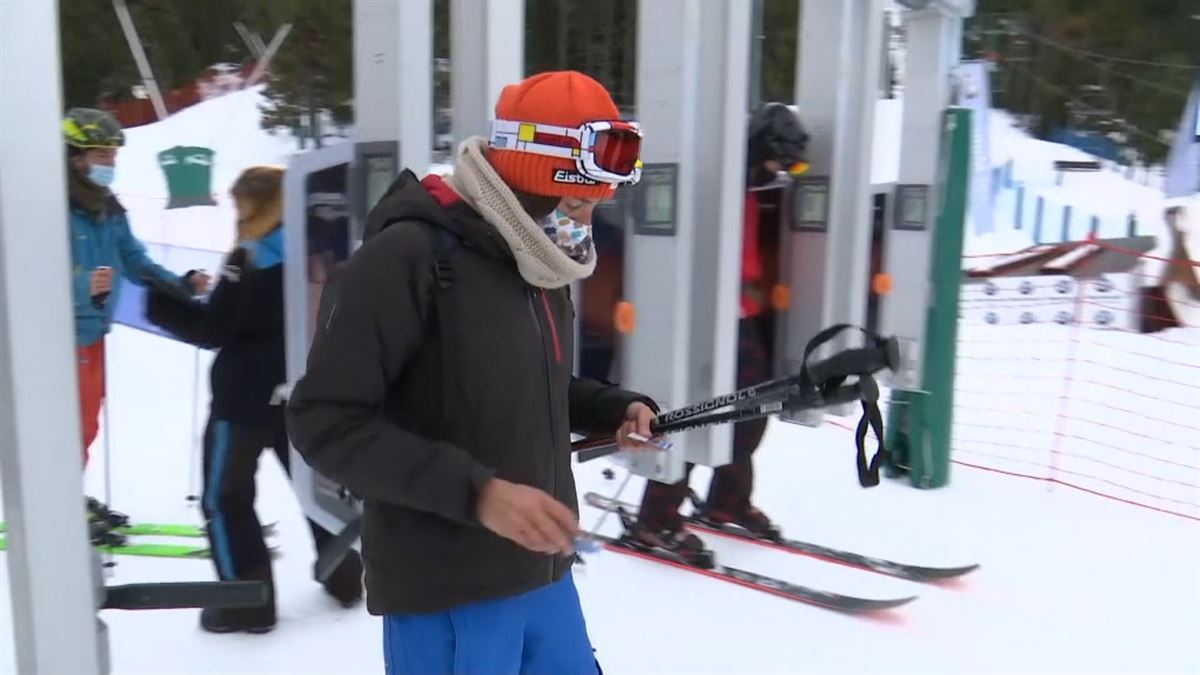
[489,119,644,185]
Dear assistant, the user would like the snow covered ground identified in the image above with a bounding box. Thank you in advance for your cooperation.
[3,82,1200,674]
[964,109,1200,260]
[3,324,1198,674]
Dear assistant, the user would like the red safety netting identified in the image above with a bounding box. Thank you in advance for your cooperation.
[951,239,1200,520]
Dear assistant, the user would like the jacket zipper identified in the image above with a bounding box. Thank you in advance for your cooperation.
[527,289,559,582]
[538,290,563,364]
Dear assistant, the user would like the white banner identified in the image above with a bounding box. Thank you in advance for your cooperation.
[961,273,1137,331]
[1164,73,1200,199]
[956,61,994,236]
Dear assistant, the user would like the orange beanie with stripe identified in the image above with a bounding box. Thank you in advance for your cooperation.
[486,71,620,201]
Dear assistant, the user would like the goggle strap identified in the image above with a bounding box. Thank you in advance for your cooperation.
[489,118,643,185]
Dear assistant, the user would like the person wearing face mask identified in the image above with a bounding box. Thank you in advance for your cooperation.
[63,107,210,475]
[286,70,659,674]
[633,102,810,563]
[144,167,364,634]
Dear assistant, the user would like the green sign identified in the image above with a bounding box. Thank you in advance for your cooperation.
[158,145,216,209]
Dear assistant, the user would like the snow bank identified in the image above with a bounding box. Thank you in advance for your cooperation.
[112,86,308,254]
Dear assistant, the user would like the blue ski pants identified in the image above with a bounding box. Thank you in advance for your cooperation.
[383,571,600,675]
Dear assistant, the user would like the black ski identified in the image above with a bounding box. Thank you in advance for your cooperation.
[584,492,978,583]
[584,532,916,613]
[685,519,979,582]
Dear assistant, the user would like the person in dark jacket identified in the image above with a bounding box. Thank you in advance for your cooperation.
[146,166,363,635]
[634,102,810,560]
[286,71,657,674]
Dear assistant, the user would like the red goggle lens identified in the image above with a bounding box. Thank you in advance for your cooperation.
[592,129,642,176]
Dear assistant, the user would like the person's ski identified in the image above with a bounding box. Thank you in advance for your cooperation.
[95,541,215,559]
[0,521,277,539]
[582,532,916,613]
[0,535,207,559]
[0,535,281,560]
[120,523,212,538]
[584,492,978,583]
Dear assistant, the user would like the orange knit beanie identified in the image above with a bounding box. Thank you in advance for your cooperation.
[486,71,621,200]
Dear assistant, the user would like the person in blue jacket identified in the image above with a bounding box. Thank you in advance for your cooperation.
[63,107,209,470]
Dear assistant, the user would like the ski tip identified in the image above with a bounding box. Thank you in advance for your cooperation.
[819,594,919,615]
[913,562,980,581]
[859,595,918,612]
[840,595,918,622]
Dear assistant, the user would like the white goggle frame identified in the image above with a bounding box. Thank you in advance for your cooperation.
[489,118,643,185]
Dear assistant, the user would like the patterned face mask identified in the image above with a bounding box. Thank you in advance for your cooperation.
[539,208,593,263]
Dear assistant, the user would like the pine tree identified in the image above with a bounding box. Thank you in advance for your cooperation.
[969,0,1199,165]
[259,0,352,148]
[59,0,140,106]
[58,0,295,109]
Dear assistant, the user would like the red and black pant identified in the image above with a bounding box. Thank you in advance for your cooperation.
[636,316,772,532]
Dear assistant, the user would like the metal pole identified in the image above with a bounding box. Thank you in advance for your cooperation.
[112,0,169,121]
[0,0,105,671]
[397,0,434,174]
[777,0,885,424]
[233,21,264,58]
[353,0,433,173]
[245,23,294,87]
[450,0,524,144]
[748,0,764,110]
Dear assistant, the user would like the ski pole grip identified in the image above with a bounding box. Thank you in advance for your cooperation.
[806,342,895,386]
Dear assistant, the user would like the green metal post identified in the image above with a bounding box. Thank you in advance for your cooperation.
[884,107,972,488]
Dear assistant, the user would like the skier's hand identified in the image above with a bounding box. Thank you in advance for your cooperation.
[188,270,212,295]
[616,401,662,451]
[477,478,579,555]
[89,267,114,297]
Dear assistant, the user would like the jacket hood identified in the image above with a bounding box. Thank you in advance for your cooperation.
[363,170,512,262]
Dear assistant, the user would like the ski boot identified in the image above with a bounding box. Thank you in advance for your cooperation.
[88,519,127,548]
[695,501,782,543]
[627,527,715,569]
[200,606,276,635]
[201,564,276,634]
[618,510,715,569]
[86,496,130,529]
[85,498,128,548]
[688,488,782,542]
[321,548,364,608]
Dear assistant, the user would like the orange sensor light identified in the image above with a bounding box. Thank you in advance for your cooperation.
[614,301,637,334]
[872,273,893,296]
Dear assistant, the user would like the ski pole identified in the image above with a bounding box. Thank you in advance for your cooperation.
[653,371,807,427]
[577,470,634,554]
[569,374,809,459]
[571,387,794,459]
[186,346,202,503]
[575,380,869,463]
[571,333,898,460]
[100,337,116,569]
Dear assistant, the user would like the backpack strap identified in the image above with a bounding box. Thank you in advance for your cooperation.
[417,221,464,440]
[431,226,460,291]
